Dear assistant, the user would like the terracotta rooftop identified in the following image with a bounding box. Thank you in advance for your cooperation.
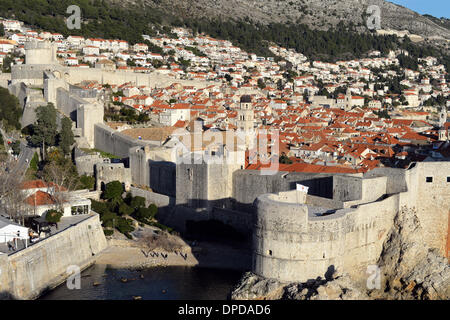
[25,191,56,206]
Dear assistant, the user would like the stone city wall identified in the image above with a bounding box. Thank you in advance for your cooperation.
[130,186,175,209]
[232,170,360,211]
[253,190,400,283]
[75,153,104,176]
[94,123,149,159]
[252,161,450,283]
[0,214,107,300]
[67,68,216,88]
[0,73,11,88]
[404,161,450,257]
[96,163,132,191]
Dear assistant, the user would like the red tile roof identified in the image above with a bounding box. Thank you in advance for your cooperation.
[25,191,56,206]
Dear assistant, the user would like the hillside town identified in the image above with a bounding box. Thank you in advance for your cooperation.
[1,19,448,173]
[0,12,449,302]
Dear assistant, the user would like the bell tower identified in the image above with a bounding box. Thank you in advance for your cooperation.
[237,95,254,132]
[236,95,255,149]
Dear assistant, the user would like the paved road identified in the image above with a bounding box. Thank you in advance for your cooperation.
[0,127,37,178]
[12,141,35,178]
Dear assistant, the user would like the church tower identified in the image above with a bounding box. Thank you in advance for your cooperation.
[237,95,255,132]
[344,88,352,111]
[237,95,255,149]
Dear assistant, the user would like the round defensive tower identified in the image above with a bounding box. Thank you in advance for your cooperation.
[252,192,311,282]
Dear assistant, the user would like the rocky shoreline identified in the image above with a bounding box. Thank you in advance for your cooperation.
[95,226,251,272]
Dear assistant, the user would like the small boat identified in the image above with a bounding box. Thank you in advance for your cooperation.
[132,296,142,300]
[93,282,101,287]
[120,277,128,283]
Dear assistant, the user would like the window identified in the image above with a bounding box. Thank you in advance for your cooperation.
[426,177,433,183]
[267,250,272,256]
[71,205,89,215]
[447,177,450,183]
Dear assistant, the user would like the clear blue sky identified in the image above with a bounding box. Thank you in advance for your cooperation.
[388,1,449,19]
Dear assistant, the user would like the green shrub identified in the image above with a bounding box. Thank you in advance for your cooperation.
[118,202,134,216]
[91,200,109,215]
[124,192,133,205]
[148,203,158,216]
[30,152,39,171]
[135,207,154,220]
[103,181,124,201]
[103,220,114,228]
[103,229,114,236]
[11,141,21,155]
[100,211,117,224]
[79,175,95,190]
[45,209,63,223]
[130,196,146,209]
[116,217,135,234]
[124,232,133,239]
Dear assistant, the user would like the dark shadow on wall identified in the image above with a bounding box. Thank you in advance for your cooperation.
[0,291,12,300]
[288,176,333,199]
[153,198,254,272]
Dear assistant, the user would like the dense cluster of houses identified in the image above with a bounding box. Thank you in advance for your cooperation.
[1,19,449,174]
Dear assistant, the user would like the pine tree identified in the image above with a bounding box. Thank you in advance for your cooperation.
[59,116,75,156]
[29,103,58,150]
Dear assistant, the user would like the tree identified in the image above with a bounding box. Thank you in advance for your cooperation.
[118,202,134,216]
[318,87,330,98]
[130,196,146,209]
[257,78,266,89]
[0,87,22,130]
[41,150,80,210]
[115,217,135,237]
[0,158,28,225]
[79,175,95,190]
[277,79,284,91]
[29,103,58,153]
[29,152,39,171]
[1,55,13,73]
[279,154,293,164]
[135,207,155,220]
[0,24,5,37]
[10,141,21,155]
[59,117,75,155]
[148,203,158,217]
[103,181,124,202]
[45,209,63,223]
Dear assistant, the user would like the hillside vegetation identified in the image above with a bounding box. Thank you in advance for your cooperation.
[0,0,448,67]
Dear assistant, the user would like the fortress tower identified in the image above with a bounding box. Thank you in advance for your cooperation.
[252,161,450,283]
[24,40,57,65]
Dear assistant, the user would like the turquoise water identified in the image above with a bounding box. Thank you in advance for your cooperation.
[39,264,242,300]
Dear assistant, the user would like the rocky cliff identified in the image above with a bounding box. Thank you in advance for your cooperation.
[129,0,450,39]
[231,206,450,300]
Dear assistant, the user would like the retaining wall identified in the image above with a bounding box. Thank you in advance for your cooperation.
[0,214,107,300]
[94,123,149,159]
